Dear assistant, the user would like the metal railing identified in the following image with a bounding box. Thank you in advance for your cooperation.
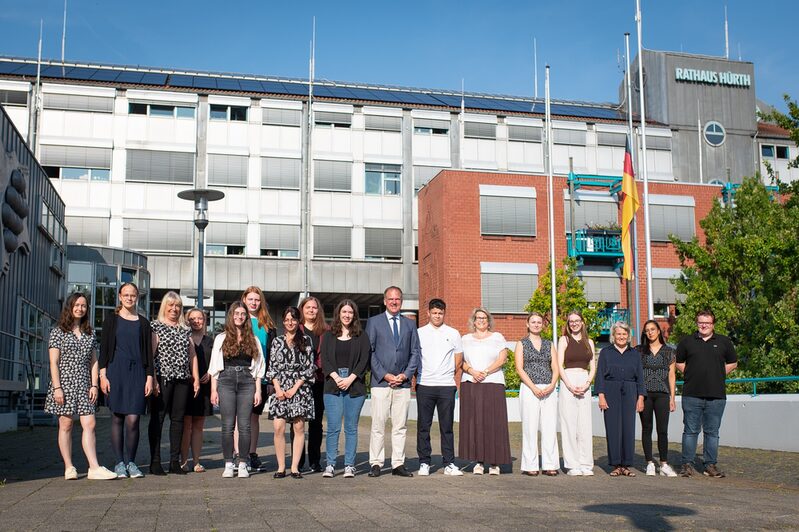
[0,330,37,428]
[567,229,624,259]
[597,308,631,334]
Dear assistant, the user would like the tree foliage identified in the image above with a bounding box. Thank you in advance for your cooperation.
[670,176,799,392]
[758,94,799,199]
[525,257,603,341]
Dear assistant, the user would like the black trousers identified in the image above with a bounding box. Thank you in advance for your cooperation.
[148,377,190,464]
[293,379,325,468]
[416,385,457,465]
[639,391,671,462]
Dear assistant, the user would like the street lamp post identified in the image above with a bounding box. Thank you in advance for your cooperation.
[177,188,224,310]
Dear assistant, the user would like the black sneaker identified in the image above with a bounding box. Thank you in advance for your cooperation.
[169,460,187,475]
[679,464,694,478]
[150,461,166,476]
[308,463,323,473]
[703,464,725,478]
[368,465,381,477]
[249,453,262,470]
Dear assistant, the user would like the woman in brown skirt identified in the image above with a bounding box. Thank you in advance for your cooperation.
[459,307,511,475]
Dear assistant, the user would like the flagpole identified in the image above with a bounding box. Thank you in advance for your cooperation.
[635,0,654,319]
[625,32,641,339]
[545,65,558,341]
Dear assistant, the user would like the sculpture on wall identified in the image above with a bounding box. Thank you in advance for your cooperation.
[0,147,31,276]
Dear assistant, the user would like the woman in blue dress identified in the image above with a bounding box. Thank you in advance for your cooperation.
[99,282,154,479]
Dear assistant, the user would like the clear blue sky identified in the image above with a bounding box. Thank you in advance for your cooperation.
[0,0,795,110]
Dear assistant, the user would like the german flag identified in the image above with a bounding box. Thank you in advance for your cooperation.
[620,136,639,280]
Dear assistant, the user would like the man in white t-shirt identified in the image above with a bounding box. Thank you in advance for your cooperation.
[416,298,464,476]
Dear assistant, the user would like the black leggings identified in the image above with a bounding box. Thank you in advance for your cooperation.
[639,391,671,462]
[111,413,141,465]
[148,377,190,464]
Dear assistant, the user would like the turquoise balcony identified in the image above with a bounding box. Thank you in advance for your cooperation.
[567,229,624,260]
[597,308,631,335]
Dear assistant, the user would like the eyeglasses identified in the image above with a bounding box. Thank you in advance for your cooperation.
[568,320,582,324]
[474,316,488,321]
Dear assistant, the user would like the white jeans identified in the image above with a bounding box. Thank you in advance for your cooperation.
[369,387,411,468]
[519,384,559,471]
[559,368,594,470]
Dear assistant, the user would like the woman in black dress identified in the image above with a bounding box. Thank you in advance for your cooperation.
[267,306,316,479]
[148,291,200,475]
[296,295,328,472]
[47,293,116,480]
[180,308,213,472]
[99,282,154,479]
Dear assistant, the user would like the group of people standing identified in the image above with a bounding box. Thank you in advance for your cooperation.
[46,282,736,481]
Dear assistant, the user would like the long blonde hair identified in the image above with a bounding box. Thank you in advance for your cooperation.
[157,291,186,326]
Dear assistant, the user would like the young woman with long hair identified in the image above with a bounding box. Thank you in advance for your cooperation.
[239,286,276,471]
[99,282,154,479]
[267,306,316,479]
[209,302,265,478]
[180,308,214,472]
[296,295,328,472]
[46,293,116,480]
[557,310,597,476]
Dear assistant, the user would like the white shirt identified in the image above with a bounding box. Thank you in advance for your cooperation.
[417,323,463,386]
[385,311,401,336]
[461,332,507,385]
[208,333,265,380]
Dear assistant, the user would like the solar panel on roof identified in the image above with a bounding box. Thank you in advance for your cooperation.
[64,67,98,80]
[116,71,145,84]
[140,72,168,85]
[281,82,309,96]
[369,89,403,103]
[311,85,336,97]
[323,86,361,100]
[0,62,23,74]
[237,79,263,92]
[168,74,194,88]
[345,87,381,101]
[215,78,241,91]
[259,80,287,94]
[429,94,462,108]
[40,65,68,77]
[90,69,121,82]
[193,76,217,89]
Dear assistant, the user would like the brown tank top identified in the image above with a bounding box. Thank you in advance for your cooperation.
[563,335,592,370]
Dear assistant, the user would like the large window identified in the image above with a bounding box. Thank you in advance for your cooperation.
[508,125,542,143]
[480,263,538,314]
[652,268,684,305]
[262,157,300,189]
[43,93,113,113]
[365,163,401,195]
[650,206,695,241]
[65,216,109,246]
[263,108,302,127]
[129,102,195,118]
[413,118,449,135]
[597,132,627,147]
[208,154,248,187]
[314,111,351,128]
[0,90,27,106]
[480,185,536,237]
[126,149,194,184]
[314,160,351,192]
[365,228,402,261]
[313,226,351,258]
[123,218,193,253]
[40,145,112,171]
[578,271,621,303]
[365,115,402,132]
[464,122,496,139]
[210,104,248,121]
[260,224,300,257]
[563,195,617,233]
[205,222,247,256]
[554,128,587,146]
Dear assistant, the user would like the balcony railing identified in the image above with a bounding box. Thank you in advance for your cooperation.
[597,308,631,335]
[567,229,624,259]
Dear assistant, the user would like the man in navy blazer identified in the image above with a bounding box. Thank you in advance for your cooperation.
[366,286,421,477]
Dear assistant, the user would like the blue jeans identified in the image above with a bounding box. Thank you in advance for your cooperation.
[681,396,726,466]
[324,391,366,467]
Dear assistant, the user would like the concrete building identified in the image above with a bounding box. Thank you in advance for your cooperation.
[0,48,790,325]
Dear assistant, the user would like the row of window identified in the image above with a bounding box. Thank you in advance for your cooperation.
[761,144,790,159]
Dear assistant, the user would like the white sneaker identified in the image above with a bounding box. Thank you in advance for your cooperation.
[646,462,657,476]
[222,462,235,478]
[581,467,594,476]
[473,463,484,475]
[567,468,583,476]
[443,463,463,476]
[659,463,678,477]
[64,466,78,480]
[488,466,501,476]
[418,463,430,476]
[237,462,250,478]
[322,465,335,478]
[87,466,117,480]
[343,466,356,478]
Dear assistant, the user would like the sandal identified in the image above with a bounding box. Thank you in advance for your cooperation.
[620,467,636,477]
[543,470,559,476]
[194,463,206,473]
[609,466,624,477]
[273,471,286,479]
[522,470,539,476]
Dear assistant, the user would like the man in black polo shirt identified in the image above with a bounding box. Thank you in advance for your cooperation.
[675,310,737,478]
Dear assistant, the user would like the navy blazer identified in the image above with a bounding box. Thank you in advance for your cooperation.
[365,313,421,388]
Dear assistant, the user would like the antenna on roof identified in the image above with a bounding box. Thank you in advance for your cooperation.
[533,37,538,100]
[724,4,729,59]
[61,0,67,64]
[29,20,43,156]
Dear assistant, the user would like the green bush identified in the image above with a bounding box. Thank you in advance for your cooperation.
[503,347,521,392]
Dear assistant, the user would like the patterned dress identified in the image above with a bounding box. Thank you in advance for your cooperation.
[44,327,97,417]
[266,334,316,420]
[151,320,192,380]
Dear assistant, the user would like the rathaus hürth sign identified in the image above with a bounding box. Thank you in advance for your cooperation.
[674,67,751,88]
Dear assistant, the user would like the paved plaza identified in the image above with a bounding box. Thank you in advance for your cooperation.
[0,411,797,531]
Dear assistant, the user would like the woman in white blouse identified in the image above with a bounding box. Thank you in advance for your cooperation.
[459,307,512,475]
